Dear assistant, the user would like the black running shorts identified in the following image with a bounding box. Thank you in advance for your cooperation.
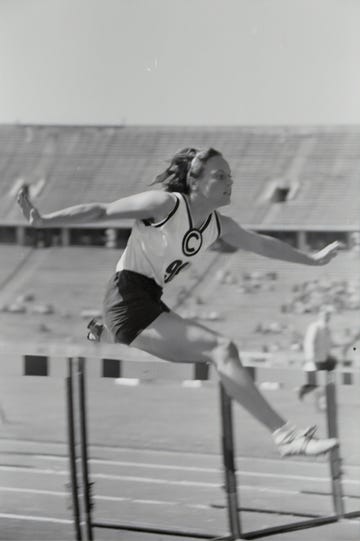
[103,270,170,345]
[315,355,338,371]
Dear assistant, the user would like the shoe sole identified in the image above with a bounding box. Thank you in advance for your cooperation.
[280,442,339,458]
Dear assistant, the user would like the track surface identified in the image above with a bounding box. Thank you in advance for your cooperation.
[0,378,359,540]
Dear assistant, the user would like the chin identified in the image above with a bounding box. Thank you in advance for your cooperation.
[217,200,231,208]
[222,195,231,206]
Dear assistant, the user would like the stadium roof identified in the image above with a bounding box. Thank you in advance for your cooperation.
[0,124,359,229]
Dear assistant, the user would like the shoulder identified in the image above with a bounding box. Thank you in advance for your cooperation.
[215,213,242,228]
[214,213,232,232]
[135,190,177,213]
[140,190,176,206]
[142,190,179,224]
[215,213,247,239]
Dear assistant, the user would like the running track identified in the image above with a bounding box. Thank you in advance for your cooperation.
[0,438,359,541]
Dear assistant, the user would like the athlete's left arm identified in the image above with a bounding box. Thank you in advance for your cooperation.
[218,214,342,266]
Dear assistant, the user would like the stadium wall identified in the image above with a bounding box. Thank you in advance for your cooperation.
[0,224,358,253]
[1,125,360,251]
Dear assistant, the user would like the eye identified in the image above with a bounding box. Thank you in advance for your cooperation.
[218,172,232,184]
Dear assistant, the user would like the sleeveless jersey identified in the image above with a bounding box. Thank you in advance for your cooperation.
[115,192,222,288]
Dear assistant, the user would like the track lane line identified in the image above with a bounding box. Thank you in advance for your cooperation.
[0,512,72,524]
[1,462,358,485]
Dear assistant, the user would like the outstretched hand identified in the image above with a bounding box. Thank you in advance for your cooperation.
[17,186,43,226]
[311,241,344,265]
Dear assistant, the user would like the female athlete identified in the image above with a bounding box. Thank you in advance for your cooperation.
[17,147,341,457]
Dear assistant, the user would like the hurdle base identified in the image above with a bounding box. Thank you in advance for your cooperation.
[92,510,360,540]
[92,521,230,540]
[237,511,359,540]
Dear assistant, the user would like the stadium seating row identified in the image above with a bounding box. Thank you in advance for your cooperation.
[1,125,360,228]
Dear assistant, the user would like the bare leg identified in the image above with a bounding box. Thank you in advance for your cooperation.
[117,310,337,456]
[131,311,285,432]
[211,339,285,431]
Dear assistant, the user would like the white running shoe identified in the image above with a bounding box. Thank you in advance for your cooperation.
[273,424,338,457]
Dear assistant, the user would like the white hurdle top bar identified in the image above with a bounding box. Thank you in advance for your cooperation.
[0,340,167,363]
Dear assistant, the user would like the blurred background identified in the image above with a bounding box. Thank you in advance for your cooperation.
[0,1,359,540]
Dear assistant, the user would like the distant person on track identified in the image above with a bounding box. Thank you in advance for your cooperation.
[17,147,342,458]
[298,307,337,401]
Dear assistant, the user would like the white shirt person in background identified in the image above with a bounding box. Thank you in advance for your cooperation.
[298,307,337,400]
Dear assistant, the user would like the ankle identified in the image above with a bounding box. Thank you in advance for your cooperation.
[272,422,295,437]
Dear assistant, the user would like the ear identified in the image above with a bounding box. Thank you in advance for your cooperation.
[187,175,198,192]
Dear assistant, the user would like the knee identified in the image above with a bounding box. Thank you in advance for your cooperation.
[211,336,241,365]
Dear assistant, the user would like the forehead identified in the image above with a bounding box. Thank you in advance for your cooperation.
[203,155,231,175]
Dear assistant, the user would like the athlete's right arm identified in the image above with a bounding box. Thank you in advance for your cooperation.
[17,188,175,227]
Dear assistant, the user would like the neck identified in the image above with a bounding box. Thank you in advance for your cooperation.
[187,192,217,223]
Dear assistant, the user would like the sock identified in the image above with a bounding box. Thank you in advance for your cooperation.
[272,422,295,437]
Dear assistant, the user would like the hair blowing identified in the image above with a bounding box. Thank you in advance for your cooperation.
[151,147,222,194]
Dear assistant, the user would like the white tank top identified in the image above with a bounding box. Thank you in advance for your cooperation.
[116,192,221,288]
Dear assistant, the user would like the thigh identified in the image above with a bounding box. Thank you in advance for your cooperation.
[131,310,221,364]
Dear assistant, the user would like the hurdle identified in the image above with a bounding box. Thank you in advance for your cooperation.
[66,355,234,540]
[64,351,360,541]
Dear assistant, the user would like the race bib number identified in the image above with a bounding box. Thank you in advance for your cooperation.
[164,259,190,283]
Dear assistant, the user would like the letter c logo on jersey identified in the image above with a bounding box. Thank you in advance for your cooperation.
[182,229,203,256]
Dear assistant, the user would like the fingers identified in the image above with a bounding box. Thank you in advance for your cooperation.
[320,240,343,259]
[17,186,30,209]
[326,240,345,251]
[30,208,43,227]
[313,240,343,265]
[17,185,29,202]
[334,241,346,250]
[321,242,336,253]
[16,185,35,222]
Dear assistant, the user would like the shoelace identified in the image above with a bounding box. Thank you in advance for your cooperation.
[301,425,318,438]
[282,425,318,444]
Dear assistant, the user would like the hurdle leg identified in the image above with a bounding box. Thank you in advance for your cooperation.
[66,358,83,541]
[324,371,345,518]
[219,383,242,540]
[77,357,94,541]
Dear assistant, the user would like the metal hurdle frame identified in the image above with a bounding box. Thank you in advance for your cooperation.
[66,356,360,541]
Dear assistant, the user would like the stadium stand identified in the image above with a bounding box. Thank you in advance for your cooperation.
[0,245,32,287]
[0,125,359,368]
[1,125,360,231]
[0,242,358,362]
[0,243,222,343]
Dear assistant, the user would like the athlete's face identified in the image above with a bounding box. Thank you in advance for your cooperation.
[194,155,233,207]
